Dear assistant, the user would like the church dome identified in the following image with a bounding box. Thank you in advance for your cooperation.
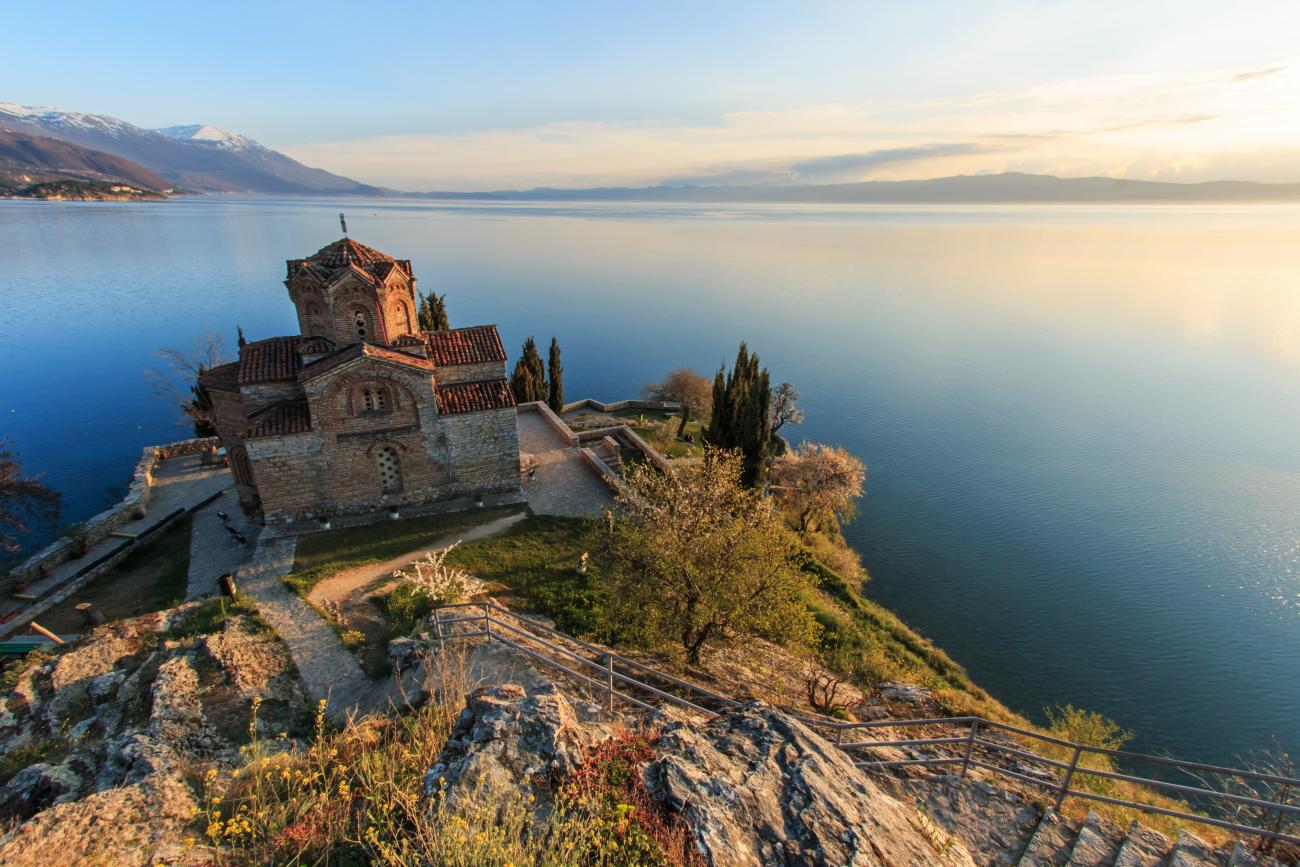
[285,237,412,284]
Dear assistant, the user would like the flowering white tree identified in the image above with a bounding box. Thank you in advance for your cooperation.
[392,542,481,605]
[770,443,866,532]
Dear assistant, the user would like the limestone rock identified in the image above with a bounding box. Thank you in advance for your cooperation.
[0,602,306,865]
[649,701,978,866]
[877,682,933,703]
[423,683,603,806]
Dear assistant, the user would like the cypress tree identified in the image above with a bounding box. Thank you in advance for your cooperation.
[511,337,548,403]
[418,292,450,332]
[704,342,773,487]
[547,336,565,413]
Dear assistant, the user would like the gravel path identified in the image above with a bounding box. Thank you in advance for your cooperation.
[237,537,372,720]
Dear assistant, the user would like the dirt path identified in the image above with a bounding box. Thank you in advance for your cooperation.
[306,511,528,607]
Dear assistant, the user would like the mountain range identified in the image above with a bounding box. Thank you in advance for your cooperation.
[0,102,381,195]
[413,172,1300,203]
[6,100,1300,203]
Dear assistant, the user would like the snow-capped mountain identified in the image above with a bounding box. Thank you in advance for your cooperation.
[0,102,383,195]
[155,124,256,152]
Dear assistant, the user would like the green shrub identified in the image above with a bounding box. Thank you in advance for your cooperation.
[166,595,260,640]
[383,582,435,635]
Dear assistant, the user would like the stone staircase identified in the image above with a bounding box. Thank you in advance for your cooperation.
[897,775,1288,867]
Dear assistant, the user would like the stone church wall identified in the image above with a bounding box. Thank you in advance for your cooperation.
[443,407,521,494]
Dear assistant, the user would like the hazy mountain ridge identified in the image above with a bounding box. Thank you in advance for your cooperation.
[412,171,1300,203]
[0,102,383,195]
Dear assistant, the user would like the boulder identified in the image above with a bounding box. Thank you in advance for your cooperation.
[877,682,932,703]
[423,683,603,807]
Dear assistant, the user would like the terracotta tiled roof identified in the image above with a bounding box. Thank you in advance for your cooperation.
[199,361,241,393]
[245,400,312,439]
[300,341,434,382]
[436,379,516,415]
[285,237,410,287]
[237,336,304,385]
[426,325,507,367]
[305,237,393,268]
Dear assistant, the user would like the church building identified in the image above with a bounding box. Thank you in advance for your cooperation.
[200,236,522,526]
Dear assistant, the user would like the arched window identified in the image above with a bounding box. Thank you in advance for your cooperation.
[353,310,368,340]
[376,445,402,493]
[395,302,410,333]
[359,385,390,414]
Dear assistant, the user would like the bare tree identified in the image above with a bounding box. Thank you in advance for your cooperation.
[643,368,713,438]
[770,382,805,437]
[770,442,866,532]
[145,329,231,436]
[0,439,61,553]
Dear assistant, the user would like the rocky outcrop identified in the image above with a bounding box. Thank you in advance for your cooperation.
[424,679,978,866]
[651,702,978,866]
[423,682,616,809]
[0,603,306,865]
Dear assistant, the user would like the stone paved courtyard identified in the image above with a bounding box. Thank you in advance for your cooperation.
[517,409,616,518]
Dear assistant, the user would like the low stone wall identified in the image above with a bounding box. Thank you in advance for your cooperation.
[559,397,679,415]
[4,436,218,587]
[611,426,672,473]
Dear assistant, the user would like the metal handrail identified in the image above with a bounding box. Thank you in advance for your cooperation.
[431,602,1300,846]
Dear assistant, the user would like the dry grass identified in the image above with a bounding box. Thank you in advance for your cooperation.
[191,646,699,865]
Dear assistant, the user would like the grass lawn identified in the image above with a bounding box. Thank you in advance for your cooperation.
[442,514,607,637]
[39,516,193,634]
[283,506,524,596]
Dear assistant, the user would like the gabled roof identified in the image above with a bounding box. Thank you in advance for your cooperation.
[244,399,312,439]
[300,341,434,382]
[199,361,241,393]
[426,325,507,367]
[285,237,411,288]
[435,379,516,415]
[237,336,303,385]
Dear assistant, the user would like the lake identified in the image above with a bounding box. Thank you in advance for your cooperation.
[1,196,1297,768]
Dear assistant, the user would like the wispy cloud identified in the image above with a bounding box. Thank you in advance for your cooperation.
[283,58,1300,190]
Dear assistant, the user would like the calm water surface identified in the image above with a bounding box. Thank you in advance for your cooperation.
[1,197,1297,767]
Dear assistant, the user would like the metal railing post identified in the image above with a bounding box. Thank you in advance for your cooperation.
[606,654,615,712]
[483,605,491,641]
[434,609,444,650]
[836,727,844,747]
[960,720,980,778]
[1055,746,1083,811]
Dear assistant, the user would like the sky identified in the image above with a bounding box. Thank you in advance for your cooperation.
[4,0,1300,191]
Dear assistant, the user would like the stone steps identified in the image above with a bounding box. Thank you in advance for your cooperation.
[1065,812,1126,866]
[1017,808,1080,865]
[1112,820,1170,867]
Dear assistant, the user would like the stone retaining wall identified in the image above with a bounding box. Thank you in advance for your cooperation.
[559,397,679,414]
[3,437,218,587]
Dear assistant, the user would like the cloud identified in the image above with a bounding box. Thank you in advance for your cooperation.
[282,57,1300,190]
[1234,65,1285,81]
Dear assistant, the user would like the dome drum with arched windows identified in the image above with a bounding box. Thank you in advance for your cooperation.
[199,236,521,526]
